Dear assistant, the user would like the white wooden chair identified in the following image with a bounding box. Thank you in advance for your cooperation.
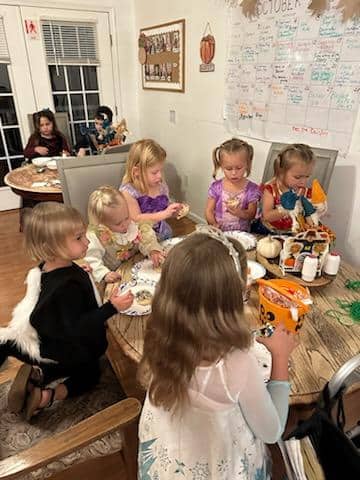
[103,142,133,155]
[57,153,128,221]
[262,143,338,191]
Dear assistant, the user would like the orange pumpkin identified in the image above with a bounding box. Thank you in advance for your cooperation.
[284,257,295,267]
[200,34,215,64]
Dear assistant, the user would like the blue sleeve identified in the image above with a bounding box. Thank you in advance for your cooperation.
[237,354,291,444]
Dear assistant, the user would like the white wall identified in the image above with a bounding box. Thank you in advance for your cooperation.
[134,0,360,267]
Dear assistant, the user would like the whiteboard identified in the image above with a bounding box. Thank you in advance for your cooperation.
[224,0,360,157]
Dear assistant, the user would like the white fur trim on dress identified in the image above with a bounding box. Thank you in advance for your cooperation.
[88,272,102,307]
[0,267,55,363]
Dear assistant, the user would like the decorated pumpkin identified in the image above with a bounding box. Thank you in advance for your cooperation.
[200,34,215,64]
[257,236,282,259]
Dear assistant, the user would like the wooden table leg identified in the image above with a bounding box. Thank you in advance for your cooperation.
[106,329,145,403]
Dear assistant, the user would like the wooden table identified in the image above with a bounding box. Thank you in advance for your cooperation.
[5,164,63,230]
[4,164,63,203]
[105,251,360,406]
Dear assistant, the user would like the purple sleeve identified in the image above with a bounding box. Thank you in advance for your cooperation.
[208,180,222,200]
[120,183,140,199]
[244,181,261,207]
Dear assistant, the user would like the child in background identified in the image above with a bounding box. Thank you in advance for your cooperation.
[205,138,261,232]
[77,105,116,156]
[0,202,133,420]
[259,144,316,234]
[121,139,182,241]
[85,186,164,284]
[24,109,71,161]
[138,225,297,479]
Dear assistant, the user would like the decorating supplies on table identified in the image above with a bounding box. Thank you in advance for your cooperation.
[325,278,360,326]
[257,278,312,333]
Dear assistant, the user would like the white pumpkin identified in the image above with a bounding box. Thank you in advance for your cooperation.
[257,236,282,259]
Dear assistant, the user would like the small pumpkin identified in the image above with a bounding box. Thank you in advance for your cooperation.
[200,34,215,65]
[257,236,282,259]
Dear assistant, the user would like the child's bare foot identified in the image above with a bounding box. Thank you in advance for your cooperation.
[25,387,55,420]
[8,364,43,413]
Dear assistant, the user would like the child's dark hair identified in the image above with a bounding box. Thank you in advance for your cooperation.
[95,106,113,123]
[32,109,64,140]
[212,138,254,179]
[273,144,316,177]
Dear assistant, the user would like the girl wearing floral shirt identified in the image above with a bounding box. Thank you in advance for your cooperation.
[85,186,164,284]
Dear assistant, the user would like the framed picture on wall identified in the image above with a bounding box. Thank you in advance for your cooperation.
[140,19,185,92]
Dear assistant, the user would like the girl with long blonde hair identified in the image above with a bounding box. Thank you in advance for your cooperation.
[138,225,297,479]
[121,139,182,240]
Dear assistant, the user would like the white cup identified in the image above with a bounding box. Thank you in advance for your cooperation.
[323,252,341,276]
[301,255,318,282]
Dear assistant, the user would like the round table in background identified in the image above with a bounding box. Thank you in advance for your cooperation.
[4,164,63,202]
[4,164,63,229]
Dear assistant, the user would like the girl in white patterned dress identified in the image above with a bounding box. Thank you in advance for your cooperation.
[138,226,298,479]
[85,186,164,284]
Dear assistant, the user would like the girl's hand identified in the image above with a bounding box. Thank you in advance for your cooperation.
[110,289,134,312]
[80,262,92,273]
[150,250,165,268]
[34,146,49,156]
[208,220,220,229]
[105,271,122,283]
[256,323,299,359]
[226,203,243,218]
[163,203,182,219]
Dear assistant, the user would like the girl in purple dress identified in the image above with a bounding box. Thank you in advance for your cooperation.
[120,139,182,240]
[205,138,261,232]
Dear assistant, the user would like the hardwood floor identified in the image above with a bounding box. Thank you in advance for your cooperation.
[0,210,286,480]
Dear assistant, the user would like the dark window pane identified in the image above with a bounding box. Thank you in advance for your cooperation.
[53,94,69,113]
[74,123,87,144]
[0,159,9,187]
[67,66,81,91]
[10,157,24,170]
[0,134,4,156]
[83,66,98,90]
[86,93,100,118]
[0,64,11,93]
[0,96,18,126]
[4,128,23,156]
[70,94,84,120]
[49,65,66,91]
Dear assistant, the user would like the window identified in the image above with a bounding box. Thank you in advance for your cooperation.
[49,65,100,145]
[0,19,23,186]
[42,21,100,146]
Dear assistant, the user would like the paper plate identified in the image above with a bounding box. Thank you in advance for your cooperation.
[160,236,184,250]
[247,260,266,282]
[117,279,155,316]
[132,259,161,284]
[225,231,257,251]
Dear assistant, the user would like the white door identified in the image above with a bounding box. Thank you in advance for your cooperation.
[20,6,116,148]
[0,6,36,210]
